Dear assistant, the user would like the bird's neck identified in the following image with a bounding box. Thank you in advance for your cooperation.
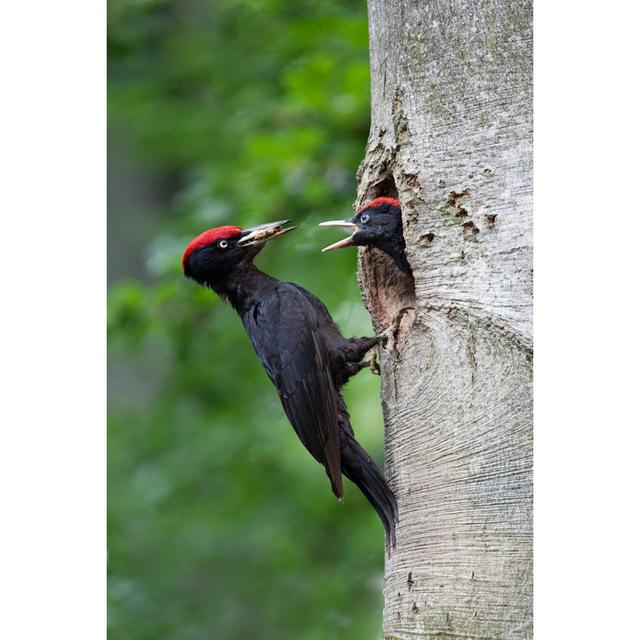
[393,248,412,276]
[378,234,412,276]
[209,263,277,313]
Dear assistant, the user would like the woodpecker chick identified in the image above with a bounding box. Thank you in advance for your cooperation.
[319,197,411,275]
[183,220,398,543]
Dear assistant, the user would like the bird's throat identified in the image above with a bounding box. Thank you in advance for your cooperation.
[210,264,277,313]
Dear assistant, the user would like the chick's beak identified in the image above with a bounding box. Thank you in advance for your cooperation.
[318,220,358,252]
[237,220,296,246]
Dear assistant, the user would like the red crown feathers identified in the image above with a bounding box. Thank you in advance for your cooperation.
[358,197,400,213]
[182,226,243,270]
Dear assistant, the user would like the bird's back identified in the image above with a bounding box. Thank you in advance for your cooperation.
[240,281,344,498]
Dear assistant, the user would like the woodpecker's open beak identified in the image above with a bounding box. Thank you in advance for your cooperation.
[318,220,358,252]
[237,220,296,246]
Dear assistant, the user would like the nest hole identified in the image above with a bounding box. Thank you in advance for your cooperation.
[358,171,416,340]
[365,168,399,201]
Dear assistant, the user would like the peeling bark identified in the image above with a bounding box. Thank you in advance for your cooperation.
[357,1,533,638]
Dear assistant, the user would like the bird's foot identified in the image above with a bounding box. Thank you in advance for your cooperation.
[378,306,416,352]
[366,350,381,375]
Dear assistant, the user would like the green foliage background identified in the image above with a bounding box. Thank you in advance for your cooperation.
[108,1,385,638]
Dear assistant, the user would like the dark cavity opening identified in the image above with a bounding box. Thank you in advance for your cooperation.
[358,170,416,343]
[365,168,399,202]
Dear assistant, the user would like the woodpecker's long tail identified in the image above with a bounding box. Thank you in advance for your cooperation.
[340,430,398,546]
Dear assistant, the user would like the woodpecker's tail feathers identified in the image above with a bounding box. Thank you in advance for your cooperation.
[340,432,398,546]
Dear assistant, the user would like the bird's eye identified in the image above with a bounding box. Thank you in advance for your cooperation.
[218,239,229,249]
[360,213,370,224]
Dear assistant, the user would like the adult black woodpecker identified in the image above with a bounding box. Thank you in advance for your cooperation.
[182,220,398,542]
[319,197,412,276]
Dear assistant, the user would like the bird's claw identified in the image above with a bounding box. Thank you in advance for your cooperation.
[378,306,416,352]
[367,350,381,375]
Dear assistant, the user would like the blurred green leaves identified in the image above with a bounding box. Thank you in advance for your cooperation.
[109,1,383,639]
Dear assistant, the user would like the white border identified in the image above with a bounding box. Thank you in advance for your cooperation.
[536,2,639,636]
[0,2,106,638]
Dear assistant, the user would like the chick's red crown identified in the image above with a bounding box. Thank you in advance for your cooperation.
[358,197,400,213]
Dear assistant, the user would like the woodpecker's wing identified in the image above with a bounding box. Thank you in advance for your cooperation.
[242,283,343,499]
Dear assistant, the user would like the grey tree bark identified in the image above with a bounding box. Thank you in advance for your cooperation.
[355,2,532,638]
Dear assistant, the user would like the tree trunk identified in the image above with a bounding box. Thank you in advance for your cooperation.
[356,1,532,638]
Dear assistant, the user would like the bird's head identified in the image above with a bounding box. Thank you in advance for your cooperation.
[319,198,410,274]
[182,220,295,287]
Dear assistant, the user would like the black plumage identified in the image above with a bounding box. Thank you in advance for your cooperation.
[183,221,397,542]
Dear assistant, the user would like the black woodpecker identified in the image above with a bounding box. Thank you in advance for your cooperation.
[182,220,398,542]
[319,197,411,276]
